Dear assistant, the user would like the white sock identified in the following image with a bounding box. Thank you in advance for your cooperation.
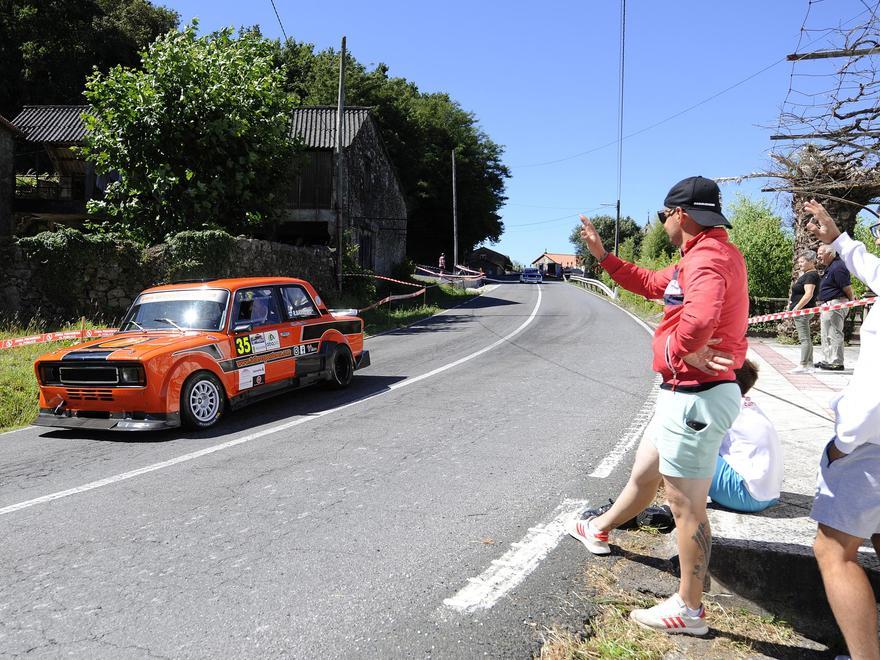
[684,604,703,617]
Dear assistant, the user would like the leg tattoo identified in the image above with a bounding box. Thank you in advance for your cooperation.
[691,521,711,579]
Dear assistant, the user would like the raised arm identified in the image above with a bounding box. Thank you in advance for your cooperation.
[579,215,674,299]
[805,200,880,293]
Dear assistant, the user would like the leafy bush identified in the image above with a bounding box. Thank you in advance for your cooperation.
[163,230,235,281]
[82,22,298,244]
[727,196,794,298]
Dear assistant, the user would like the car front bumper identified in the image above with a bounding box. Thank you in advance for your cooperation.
[34,409,181,431]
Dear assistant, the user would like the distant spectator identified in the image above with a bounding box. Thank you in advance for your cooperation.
[789,250,820,374]
[804,200,880,660]
[815,244,854,371]
[438,252,446,271]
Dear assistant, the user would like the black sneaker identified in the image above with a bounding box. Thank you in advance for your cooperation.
[814,361,828,369]
[580,499,638,530]
[636,505,676,533]
[823,363,845,371]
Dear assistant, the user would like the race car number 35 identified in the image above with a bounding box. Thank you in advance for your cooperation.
[235,336,252,356]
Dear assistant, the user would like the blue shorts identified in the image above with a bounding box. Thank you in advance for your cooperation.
[709,456,778,513]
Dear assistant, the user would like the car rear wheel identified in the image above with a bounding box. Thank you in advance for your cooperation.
[181,371,225,429]
[327,345,354,389]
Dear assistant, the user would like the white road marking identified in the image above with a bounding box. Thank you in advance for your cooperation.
[588,374,661,478]
[0,287,543,517]
[442,498,588,613]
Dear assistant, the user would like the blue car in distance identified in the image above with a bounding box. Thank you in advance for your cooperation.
[520,268,543,284]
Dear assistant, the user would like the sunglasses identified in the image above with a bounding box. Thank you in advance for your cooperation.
[657,208,677,224]
[871,222,880,239]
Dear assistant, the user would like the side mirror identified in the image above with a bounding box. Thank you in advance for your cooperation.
[232,321,252,334]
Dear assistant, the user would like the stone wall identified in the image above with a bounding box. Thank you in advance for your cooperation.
[0,126,14,238]
[0,229,335,325]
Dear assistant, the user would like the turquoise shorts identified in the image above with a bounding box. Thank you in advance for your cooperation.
[647,383,742,479]
[710,456,778,513]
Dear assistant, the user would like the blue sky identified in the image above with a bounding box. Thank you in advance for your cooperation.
[161,0,868,266]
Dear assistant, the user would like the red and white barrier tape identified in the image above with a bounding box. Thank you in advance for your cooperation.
[748,297,876,324]
[358,288,427,314]
[415,265,483,281]
[1,328,117,351]
[343,272,427,289]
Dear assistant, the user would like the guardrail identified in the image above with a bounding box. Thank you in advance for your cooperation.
[568,275,618,300]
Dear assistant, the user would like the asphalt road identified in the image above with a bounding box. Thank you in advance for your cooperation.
[0,281,654,659]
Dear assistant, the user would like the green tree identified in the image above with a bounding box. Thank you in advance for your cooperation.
[274,40,510,263]
[568,214,642,275]
[727,196,793,298]
[0,0,178,118]
[82,23,298,244]
[851,217,880,297]
[639,219,676,268]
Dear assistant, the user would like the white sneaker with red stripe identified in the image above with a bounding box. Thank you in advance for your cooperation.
[566,516,611,555]
[630,593,708,636]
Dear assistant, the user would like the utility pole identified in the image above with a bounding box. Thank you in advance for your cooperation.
[614,0,626,256]
[335,36,347,292]
[452,148,458,272]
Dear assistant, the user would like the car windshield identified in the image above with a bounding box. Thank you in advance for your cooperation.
[119,289,229,332]
[524,269,539,275]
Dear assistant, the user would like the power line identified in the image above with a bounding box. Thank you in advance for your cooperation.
[268,0,288,42]
[512,6,873,170]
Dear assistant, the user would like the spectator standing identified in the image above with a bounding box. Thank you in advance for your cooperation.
[438,252,446,272]
[816,244,854,371]
[804,199,880,660]
[571,176,749,636]
[789,250,820,374]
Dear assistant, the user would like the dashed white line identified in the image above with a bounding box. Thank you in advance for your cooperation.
[0,287,543,518]
[442,498,589,613]
[588,374,660,478]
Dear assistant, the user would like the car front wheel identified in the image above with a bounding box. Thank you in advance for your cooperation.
[181,371,225,429]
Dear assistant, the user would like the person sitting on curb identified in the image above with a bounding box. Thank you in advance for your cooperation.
[804,199,880,660]
[789,249,820,374]
[709,358,782,513]
[583,358,782,526]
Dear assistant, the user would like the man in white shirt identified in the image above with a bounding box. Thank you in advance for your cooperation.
[804,199,880,660]
[709,359,783,512]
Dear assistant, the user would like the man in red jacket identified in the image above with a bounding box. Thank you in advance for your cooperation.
[568,176,749,636]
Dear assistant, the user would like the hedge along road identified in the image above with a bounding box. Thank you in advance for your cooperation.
[0,281,654,658]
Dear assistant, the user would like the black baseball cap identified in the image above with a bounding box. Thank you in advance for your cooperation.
[663,176,731,228]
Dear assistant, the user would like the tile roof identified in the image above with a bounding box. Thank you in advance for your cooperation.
[289,106,371,148]
[10,104,374,149]
[12,105,91,144]
[532,252,581,267]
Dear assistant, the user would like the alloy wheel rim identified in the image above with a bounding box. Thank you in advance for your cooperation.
[190,380,220,422]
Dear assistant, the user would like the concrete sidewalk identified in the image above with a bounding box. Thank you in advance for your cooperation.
[704,337,878,643]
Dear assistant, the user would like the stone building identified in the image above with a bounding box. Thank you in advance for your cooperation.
[8,105,407,274]
[531,251,582,278]
[0,115,22,238]
[286,106,407,275]
[466,246,512,275]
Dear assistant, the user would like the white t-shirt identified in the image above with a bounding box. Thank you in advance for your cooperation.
[718,397,783,502]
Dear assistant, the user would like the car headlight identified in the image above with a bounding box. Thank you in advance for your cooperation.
[119,365,146,385]
[38,365,60,385]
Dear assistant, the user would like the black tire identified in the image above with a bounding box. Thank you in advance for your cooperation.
[327,345,354,389]
[180,371,225,429]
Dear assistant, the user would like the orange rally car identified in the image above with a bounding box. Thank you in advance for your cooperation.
[33,277,370,431]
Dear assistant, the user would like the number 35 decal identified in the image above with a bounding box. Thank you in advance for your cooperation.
[235,336,252,356]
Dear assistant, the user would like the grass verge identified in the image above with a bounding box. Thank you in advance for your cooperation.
[538,531,798,660]
[360,283,476,336]
[0,322,106,433]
